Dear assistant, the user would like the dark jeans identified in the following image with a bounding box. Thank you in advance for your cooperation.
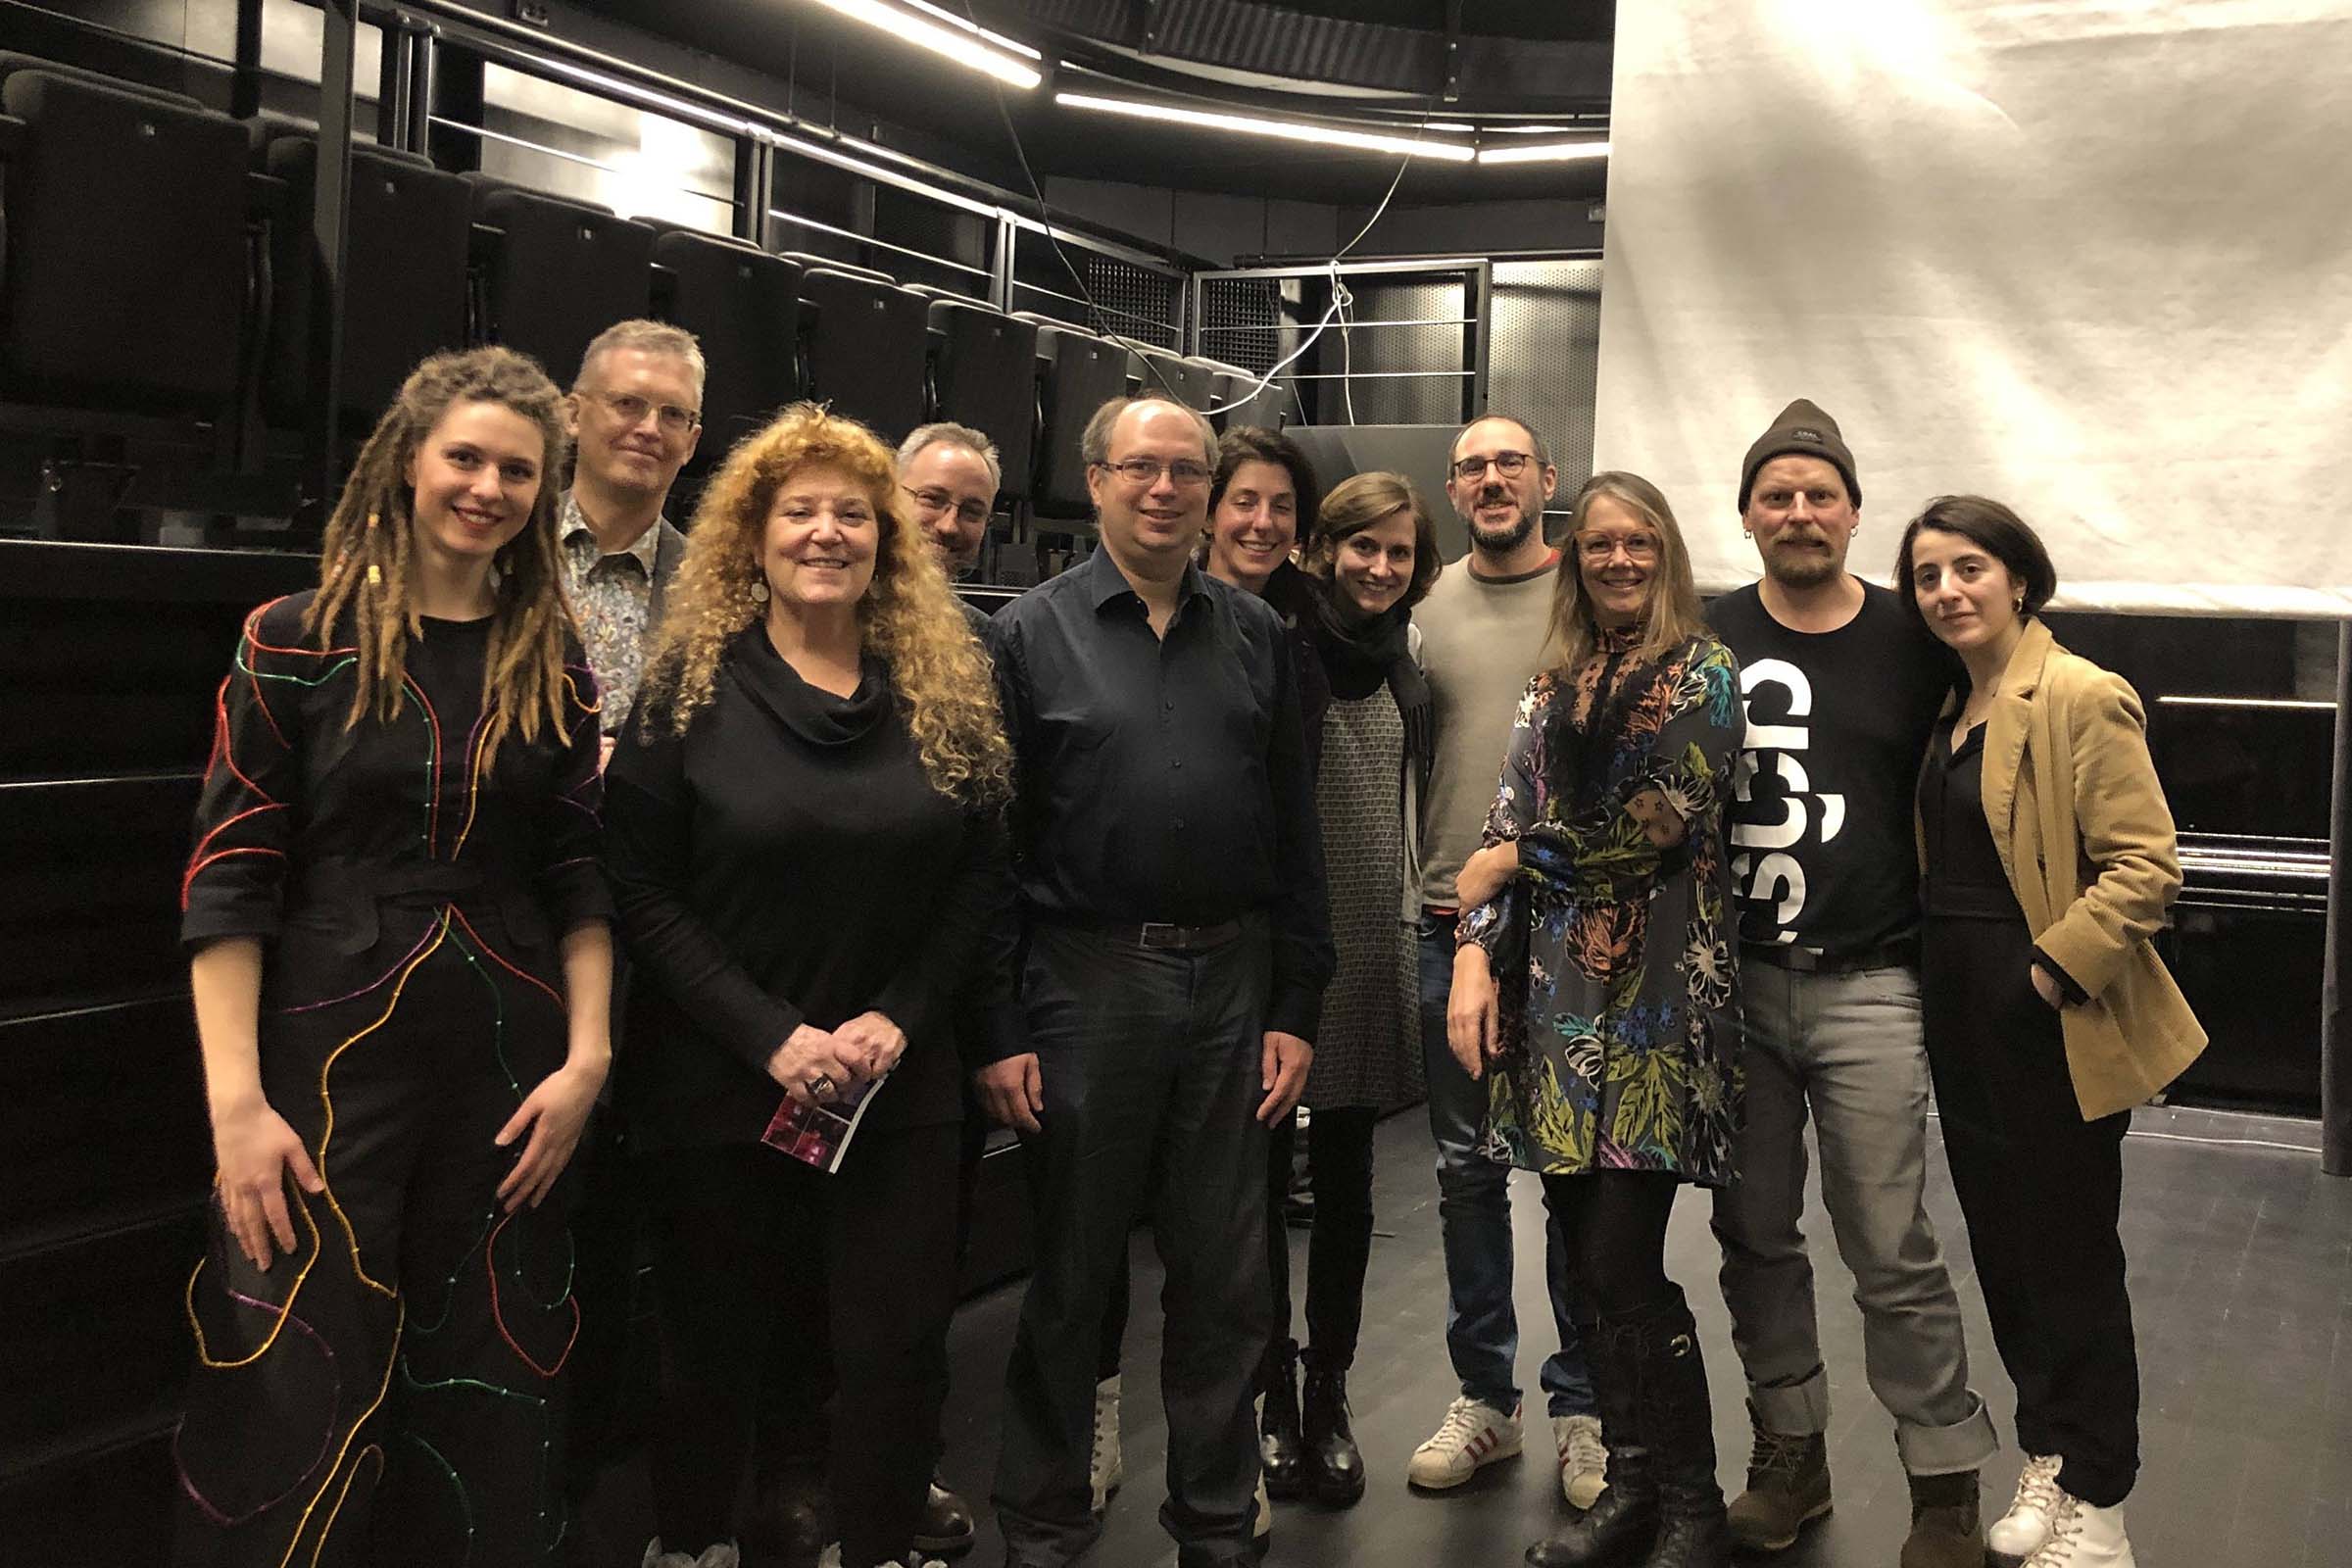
[994,919,1273,1565]
[1267,1104,1379,1368]
[1923,914,2138,1507]
[1416,910,1597,1417]
[643,1127,961,1568]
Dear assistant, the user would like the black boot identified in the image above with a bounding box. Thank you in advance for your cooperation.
[740,1463,830,1568]
[1298,1350,1366,1507]
[1632,1297,1728,1568]
[1527,1319,1655,1568]
[1257,1339,1307,1500]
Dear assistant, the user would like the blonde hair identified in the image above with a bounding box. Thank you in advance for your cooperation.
[305,346,573,760]
[1544,470,1710,672]
[637,402,1012,804]
[574,318,707,403]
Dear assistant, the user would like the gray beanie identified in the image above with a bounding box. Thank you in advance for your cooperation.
[1739,399,1859,511]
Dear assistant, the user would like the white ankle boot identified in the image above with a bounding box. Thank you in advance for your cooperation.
[1989,1452,2064,1556]
[641,1541,740,1568]
[1092,1374,1124,1513]
[2023,1493,2134,1567]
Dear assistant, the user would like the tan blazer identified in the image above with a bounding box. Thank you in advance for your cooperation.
[1920,618,2207,1120]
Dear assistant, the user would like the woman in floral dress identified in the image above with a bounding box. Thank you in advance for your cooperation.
[1448,470,1742,1568]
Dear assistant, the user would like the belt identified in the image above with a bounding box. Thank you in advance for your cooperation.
[1051,915,1246,953]
[1740,935,1918,975]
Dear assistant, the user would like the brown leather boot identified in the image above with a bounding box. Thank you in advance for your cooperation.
[1897,1469,1984,1568]
[1724,1402,1830,1552]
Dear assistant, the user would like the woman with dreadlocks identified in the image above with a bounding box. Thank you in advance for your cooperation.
[175,346,612,1568]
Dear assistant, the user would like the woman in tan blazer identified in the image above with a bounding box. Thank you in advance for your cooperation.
[1897,495,2205,1568]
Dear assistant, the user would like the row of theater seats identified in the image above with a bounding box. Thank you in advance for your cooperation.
[0,49,1285,528]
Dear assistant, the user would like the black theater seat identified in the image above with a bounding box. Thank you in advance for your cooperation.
[800,267,930,442]
[1130,345,1214,414]
[1204,360,1287,432]
[0,55,256,421]
[1020,318,1135,522]
[649,225,804,457]
[465,176,654,386]
[926,298,1038,500]
[257,127,471,428]
[781,249,891,284]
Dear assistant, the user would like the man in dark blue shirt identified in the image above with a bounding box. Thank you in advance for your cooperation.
[980,395,1335,1568]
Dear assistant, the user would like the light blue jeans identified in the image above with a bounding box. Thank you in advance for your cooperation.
[1416,911,1596,1419]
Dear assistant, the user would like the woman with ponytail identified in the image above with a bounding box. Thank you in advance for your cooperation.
[175,346,612,1568]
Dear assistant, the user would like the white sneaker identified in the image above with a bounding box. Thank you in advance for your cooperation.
[642,1542,740,1568]
[2022,1491,2135,1567]
[1552,1412,1609,1509]
[1989,1452,2065,1557]
[1092,1374,1124,1513]
[1406,1396,1523,1490]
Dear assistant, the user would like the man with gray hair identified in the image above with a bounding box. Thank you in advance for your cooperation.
[980,395,1332,1568]
[562,318,704,762]
[899,420,1002,589]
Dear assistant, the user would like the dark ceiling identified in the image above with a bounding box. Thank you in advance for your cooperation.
[587,0,1614,208]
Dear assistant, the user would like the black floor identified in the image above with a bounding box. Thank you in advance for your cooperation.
[587,1103,2352,1566]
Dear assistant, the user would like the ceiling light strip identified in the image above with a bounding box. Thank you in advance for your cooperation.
[806,0,1044,90]
[1056,91,1477,163]
[1477,139,1611,165]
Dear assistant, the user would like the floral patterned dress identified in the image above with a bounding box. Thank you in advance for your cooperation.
[1458,623,1743,1185]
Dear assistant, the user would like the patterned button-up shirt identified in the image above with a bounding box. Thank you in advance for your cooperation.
[559,492,665,736]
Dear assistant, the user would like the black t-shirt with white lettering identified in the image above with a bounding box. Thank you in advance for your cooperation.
[1710,580,1956,956]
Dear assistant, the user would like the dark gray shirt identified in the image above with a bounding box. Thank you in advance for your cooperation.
[987,547,1335,1040]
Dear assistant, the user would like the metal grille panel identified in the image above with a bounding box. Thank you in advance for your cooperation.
[1492,260,1603,489]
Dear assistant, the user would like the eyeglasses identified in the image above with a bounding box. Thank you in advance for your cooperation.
[1575,530,1662,564]
[1096,456,1213,488]
[1450,451,1534,482]
[902,484,992,527]
[584,389,700,435]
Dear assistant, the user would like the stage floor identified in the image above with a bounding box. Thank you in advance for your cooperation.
[584,1102,2352,1566]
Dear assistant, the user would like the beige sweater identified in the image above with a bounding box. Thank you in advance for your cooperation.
[1415,554,1559,910]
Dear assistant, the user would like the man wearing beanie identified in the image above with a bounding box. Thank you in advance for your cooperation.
[1706,400,1997,1567]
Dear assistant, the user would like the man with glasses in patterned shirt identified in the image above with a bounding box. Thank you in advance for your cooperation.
[554,319,702,1563]
[561,318,704,765]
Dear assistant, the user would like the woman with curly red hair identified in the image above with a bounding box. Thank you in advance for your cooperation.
[605,403,1012,1568]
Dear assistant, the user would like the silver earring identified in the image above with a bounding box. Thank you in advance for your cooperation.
[750,579,769,604]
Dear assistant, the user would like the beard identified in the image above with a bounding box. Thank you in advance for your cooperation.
[1763,537,1844,588]
[1466,500,1539,556]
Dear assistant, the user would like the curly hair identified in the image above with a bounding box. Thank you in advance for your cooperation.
[305,345,574,761]
[637,402,1011,805]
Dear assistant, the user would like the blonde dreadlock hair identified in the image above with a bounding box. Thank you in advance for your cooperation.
[637,402,1012,806]
[305,346,575,761]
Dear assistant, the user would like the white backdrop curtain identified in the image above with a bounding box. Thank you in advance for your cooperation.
[1592,0,2352,614]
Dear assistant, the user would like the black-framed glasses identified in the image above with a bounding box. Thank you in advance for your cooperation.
[902,484,991,527]
[1451,451,1534,482]
[584,389,700,435]
[1096,456,1213,488]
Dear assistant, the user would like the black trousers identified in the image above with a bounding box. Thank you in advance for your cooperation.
[173,914,579,1568]
[642,1125,961,1568]
[994,919,1273,1565]
[1923,914,2138,1507]
[1266,1105,1379,1369]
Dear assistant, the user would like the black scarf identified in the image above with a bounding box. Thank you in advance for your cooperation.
[1305,577,1434,776]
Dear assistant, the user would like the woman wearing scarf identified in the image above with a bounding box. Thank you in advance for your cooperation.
[1450,470,1742,1568]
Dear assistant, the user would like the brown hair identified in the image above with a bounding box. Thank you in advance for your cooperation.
[1303,469,1442,611]
[305,345,573,760]
[1544,470,1710,671]
[1892,494,2059,630]
[635,402,1011,804]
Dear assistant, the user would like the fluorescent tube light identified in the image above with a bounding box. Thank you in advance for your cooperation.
[1477,139,1611,165]
[1056,91,1478,163]
[807,0,1043,90]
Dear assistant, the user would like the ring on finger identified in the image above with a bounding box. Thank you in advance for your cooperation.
[808,1072,837,1100]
